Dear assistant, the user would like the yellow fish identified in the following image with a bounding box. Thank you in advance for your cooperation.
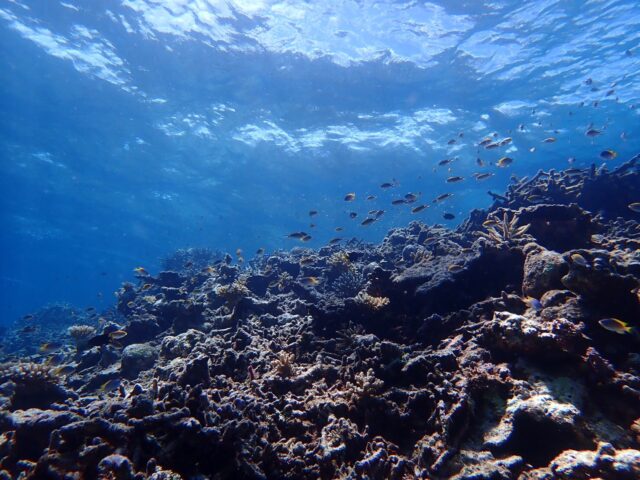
[300,276,321,286]
[109,330,127,340]
[600,149,617,160]
[133,267,148,275]
[598,318,634,335]
[496,157,513,167]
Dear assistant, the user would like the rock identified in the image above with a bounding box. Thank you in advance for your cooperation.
[480,311,586,359]
[178,355,210,387]
[98,454,135,480]
[522,245,568,297]
[160,329,206,360]
[484,375,592,467]
[121,343,158,378]
[0,409,82,461]
[550,442,640,479]
[127,316,163,343]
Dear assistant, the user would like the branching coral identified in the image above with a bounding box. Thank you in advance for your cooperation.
[355,291,390,310]
[274,351,295,378]
[478,211,531,246]
[331,270,365,298]
[215,277,249,308]
[328,251,352,272]
[0,362,70,409]
[67,325,97,350]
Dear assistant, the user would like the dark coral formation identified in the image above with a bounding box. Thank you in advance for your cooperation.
[0,158,639,479]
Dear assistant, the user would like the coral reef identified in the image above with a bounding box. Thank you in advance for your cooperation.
[0,157,639,479]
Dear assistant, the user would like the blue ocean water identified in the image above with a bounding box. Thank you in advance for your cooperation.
[0,0,638,324]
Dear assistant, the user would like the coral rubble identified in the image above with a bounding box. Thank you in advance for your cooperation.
[0,157,639,479]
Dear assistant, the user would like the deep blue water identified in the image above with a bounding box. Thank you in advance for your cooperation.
[1,0,639,323]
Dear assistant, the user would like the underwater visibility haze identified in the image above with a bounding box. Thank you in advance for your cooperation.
[1,1,640,479]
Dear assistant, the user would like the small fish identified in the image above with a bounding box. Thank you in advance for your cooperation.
[585,128,600,137]
[439,158,454,166]
[542,137,556,143]
[523,296,543,311]
[141,283,153,291]
[485,142,500,150]
[404,192,419,202]
[301,235,312,242]
[621,132,627,141]
[39,342,61,353]
[256,248,265,255]
[299,257,314,265]
[527,195,543,202]
[85,306,95,312]
[309,210,318,217]
[309,223,316,228]
[476,158,485,167]
[286,232,308,239]
[478,137,493,146]
[391,199,406,205]
[46,352,66,365]
[344,193,356,201]
[628,203,640,213]
[446,176,464,183]
[570,253,589,267]
[380,182,395,189]
[101,379,122,393]
[133,267,148,276]
[529,147,536,153]
[54,365,76,376]
[361,218,376,226]
[235,248,243,257]
[335,227,343,232]
[126,301,135,308]
[328,238,342,245]
[19,325,37,334]
[598,318,634,335]
[496,157,513,167]
[447,139,456,145]
[374,210,385,218]
[366,195,376,201]
[499,137,512,146]
[411,205,428,213]
[567,157,576,164]
[461,248,474,254]
[202,266,216,274]
[473,173,493,180]
[22,314,34,321]
[448,264,464,273]
[300,276,321,286]
[585,78,593,85]
[349,212,358,219]
[109,330,127,340]
[600,149,617,160]
[435,193,453,202]
[443,213,455,220]
[423,237,437,246]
